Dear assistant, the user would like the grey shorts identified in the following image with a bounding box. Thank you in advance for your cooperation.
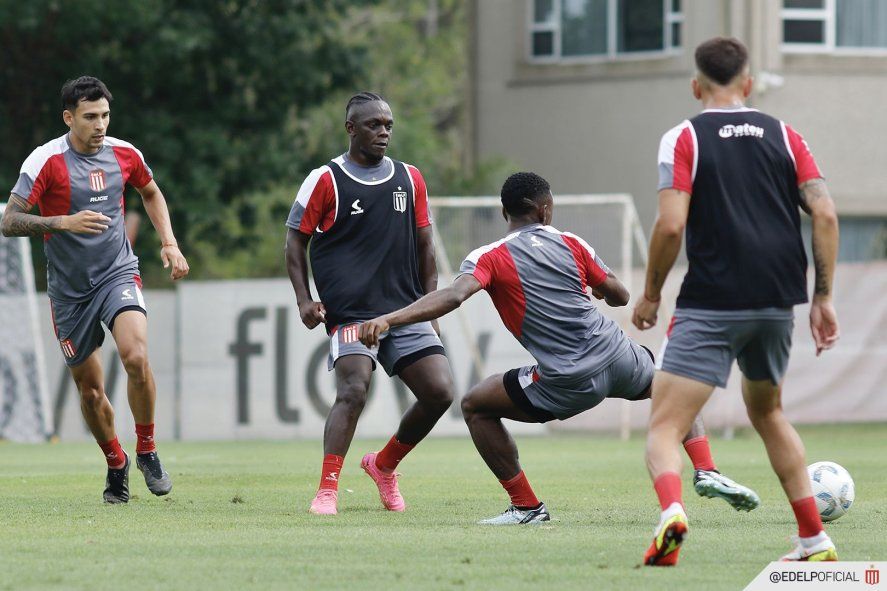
[657,307,794,388]
[503,340,655,423]
[50,274,147,367]
[328,321,445,376]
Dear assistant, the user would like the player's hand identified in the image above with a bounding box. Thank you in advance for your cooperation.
[161,244,190,280]
[62,210,111,234]
[632,295,660,331]
[358,317,389,349]
[298,301,326,329]
[809,296,839,356]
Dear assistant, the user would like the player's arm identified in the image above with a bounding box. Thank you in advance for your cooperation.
[416,225,438,295]
[135,180,189,280]
[358,274,482,348]
[799,178,840,355]
[285,228,326,329]
[416,224,442,334]
[1,193,110,237]
[591,272,630,307]
[632,189,690,330]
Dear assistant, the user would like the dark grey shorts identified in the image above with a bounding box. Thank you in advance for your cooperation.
[657,307,794,388]
[328,321,445,376]
[504,340,655,423]
[50,274,147,367]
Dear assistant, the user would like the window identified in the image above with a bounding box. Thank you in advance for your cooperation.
[529,0,683,61]
[782,0,887,53]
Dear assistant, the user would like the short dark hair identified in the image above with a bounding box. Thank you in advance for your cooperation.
[61,76,113,111]
[345,91,385,120]
[695,37,749,86]
[500,172,551,217]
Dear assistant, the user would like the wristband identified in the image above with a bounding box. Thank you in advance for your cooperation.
[643,293,661,303]
[161,243,178,248]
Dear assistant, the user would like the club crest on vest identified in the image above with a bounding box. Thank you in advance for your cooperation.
[89,169,106,192]
[393,187,407,213]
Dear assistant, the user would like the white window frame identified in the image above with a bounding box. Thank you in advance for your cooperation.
[527,0,683,64]
[781,0,887,56]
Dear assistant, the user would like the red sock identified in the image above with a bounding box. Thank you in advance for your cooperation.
[375,436,416,473]
[683,435,717,471]
[791,497,824,538]
[319,454,344,492]
[135,423,156,455]
[499,470,540,509]
[98,437,126,469]
[653,472,683,510]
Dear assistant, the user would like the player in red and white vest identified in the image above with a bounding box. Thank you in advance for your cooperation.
[1,76,189,504]
[285,92,456,516]
[632,38,840,565]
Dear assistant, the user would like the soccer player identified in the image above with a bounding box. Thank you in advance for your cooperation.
[357,172,755,524]
[632,37,840,565]
[285,92,456,515]
[1,76,189,503]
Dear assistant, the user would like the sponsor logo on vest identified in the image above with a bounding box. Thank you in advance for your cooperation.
[121,289,134,301]
[393,187,407,213]
[89,195,109,203]
[350,199,364,215]
[718,123,764,139]
[530,235,543,247]
[89,169,106,192]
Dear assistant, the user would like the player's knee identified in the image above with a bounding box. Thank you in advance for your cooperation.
[460,391,482,421]
[120,345,149,381]
[746,402,781,427]
[422,382,454,413]
[78,383,106,410]
[335,380,369,413]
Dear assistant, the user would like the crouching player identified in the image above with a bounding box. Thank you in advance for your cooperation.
[358,172,757,523]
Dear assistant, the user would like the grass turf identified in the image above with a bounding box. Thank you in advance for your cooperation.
[0,424,884,591]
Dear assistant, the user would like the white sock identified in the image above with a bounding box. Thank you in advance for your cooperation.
[799,531,829,548]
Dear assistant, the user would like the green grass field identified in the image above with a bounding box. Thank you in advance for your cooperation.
[1,424,884,591]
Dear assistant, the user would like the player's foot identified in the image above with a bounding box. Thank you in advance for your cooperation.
[361,452,406,512]
[478,502,550,525]
[136,451,173,496]
[103,454,130,504]
[644,502,688,567]
[309,489,339,515]
[781,534,838,561]
[694,469,760,512]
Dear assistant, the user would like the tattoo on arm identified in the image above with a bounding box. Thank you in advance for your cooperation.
[2,194,64,237]
[813,244,829,296]
[799,179,837,297]
[798,178,827,215]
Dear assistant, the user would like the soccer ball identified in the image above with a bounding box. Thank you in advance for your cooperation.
[808,461,854,522]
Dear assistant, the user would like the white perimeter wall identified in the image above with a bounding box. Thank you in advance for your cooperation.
[40,263,886,442]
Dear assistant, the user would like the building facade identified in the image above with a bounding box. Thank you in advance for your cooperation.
[468,0,887,260]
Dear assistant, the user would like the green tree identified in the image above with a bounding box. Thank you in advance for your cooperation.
[0,0,372,285]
